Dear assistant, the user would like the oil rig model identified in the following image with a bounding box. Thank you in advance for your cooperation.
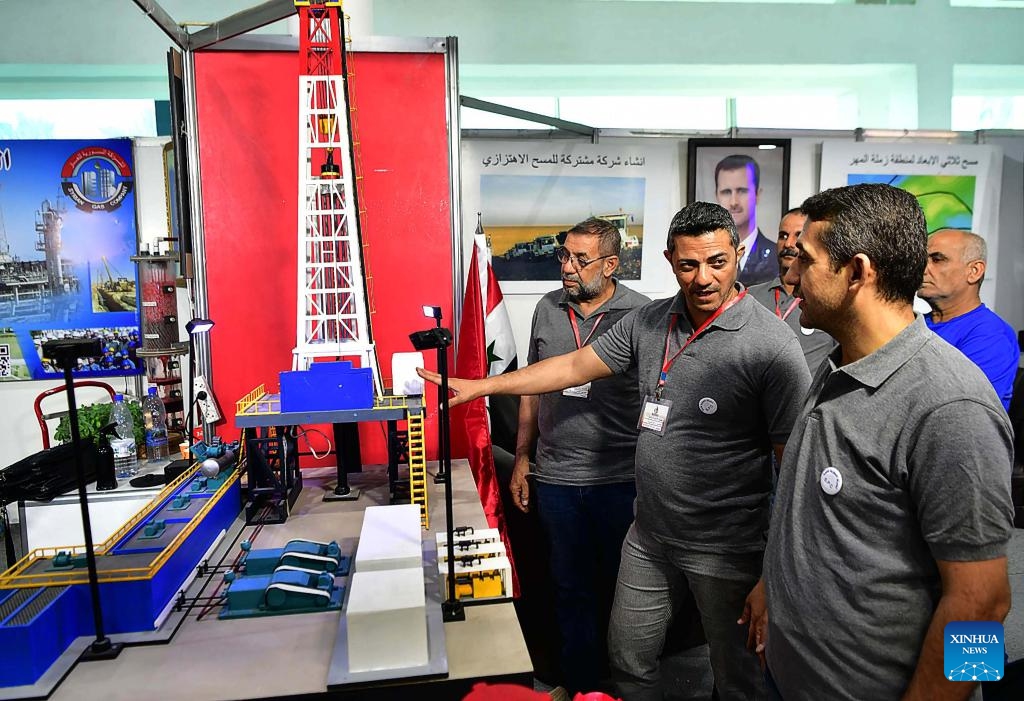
[292,0,379,394]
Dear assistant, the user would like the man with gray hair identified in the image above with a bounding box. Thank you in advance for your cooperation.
[510,216,649,694]
[918,228,1018,410]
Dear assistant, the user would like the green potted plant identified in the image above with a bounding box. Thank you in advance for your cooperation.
[54,399,145,449]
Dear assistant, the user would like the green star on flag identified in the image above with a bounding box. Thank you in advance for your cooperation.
[486,340,503,367]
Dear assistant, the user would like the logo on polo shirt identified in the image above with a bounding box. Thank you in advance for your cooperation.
[944,621,1003,681]
[698,397,717,415]
[820,467,843,495]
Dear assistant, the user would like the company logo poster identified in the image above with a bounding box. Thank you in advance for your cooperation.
[0,139,142,380]
[944,621,1004,682]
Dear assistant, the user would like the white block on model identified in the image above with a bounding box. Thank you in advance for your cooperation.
[354,504,423,572]
[346,567,429,673]
[437,540,506,562]
[435,527,502,548]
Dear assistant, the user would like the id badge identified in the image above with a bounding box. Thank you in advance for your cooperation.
[562,382,591,399]
[637,396,672,435]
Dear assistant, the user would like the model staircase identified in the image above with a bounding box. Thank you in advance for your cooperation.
[406,407,429,528]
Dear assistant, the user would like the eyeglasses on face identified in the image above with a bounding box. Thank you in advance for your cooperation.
[555,246,616,271]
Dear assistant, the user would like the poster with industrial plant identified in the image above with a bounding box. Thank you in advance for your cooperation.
[0,138,142,381]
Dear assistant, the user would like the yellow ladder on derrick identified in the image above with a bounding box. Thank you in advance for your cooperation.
[407,407,429,528]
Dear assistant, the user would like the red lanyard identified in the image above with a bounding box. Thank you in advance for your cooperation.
[657,290,747,398]
[773,288,800,321]
[568,310,606,349]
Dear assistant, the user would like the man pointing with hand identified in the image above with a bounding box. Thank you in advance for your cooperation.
[421,201,809,701]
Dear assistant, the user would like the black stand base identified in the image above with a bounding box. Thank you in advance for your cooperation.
[243,427,302,525]
[79,638,124,662]
[441,599,465,622]
[244,495,289,525]
[389,478,410,505]
[322,484,361,502]
[433,470,449,484]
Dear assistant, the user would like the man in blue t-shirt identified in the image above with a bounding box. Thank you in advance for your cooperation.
[919,228,1019,410]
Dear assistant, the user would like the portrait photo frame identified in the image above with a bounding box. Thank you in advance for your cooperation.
[686,138,791,287]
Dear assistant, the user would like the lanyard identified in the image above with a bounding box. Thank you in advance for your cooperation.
[773,288,801,321]
[568,310,606,349]
[656,289,747,399]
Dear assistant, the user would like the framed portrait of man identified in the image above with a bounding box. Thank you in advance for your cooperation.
[686,138,791,287]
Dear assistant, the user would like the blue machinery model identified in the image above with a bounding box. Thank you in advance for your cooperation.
[0,461,241,690]
[218,539,352,619]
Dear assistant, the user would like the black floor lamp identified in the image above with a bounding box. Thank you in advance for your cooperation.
[185,317,214,444]
[40,337,124,662]
[421,306,449,485]
[409,317,465,622]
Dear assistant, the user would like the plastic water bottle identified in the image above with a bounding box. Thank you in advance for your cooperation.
[143,387,170,461]
[110,393,138,479]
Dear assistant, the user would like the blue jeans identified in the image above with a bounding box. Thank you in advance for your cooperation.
[608,524,765,701]
[535,480,637,695]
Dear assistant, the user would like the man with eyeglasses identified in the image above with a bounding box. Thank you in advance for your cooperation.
[510,217,648,695]
[420,202,810,700]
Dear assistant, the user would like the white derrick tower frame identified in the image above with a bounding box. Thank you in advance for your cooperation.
[293,10,379,395]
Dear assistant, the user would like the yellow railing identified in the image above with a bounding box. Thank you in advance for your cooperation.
[95,463,199,551]
[235,384,268,416]
[374,394,409,411]
[237,387,414,417]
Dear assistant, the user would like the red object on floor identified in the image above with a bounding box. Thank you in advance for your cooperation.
[460,683,621,701]
[461,682,549,700]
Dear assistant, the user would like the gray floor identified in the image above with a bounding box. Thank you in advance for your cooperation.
[659,528,1024,701]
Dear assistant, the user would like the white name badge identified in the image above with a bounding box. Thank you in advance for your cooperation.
[638,397,672,435]
[562,382,591,399]
[820,466,843,495]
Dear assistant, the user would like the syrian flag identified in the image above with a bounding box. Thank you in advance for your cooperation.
[452,214,519,595]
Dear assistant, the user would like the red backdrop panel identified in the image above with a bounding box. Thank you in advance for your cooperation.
[194,49,453,465]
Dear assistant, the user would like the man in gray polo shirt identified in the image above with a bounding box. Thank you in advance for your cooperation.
[420,201,810,700]
[746,184,1013,701]
[747,207,834,372]
[510,217,648,694]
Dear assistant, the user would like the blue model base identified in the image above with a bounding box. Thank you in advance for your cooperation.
[279,360,373,412]
[0,466,241,690]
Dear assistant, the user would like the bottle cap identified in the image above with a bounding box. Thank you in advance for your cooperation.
[114,393,124,401]
[148,387,158,395]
